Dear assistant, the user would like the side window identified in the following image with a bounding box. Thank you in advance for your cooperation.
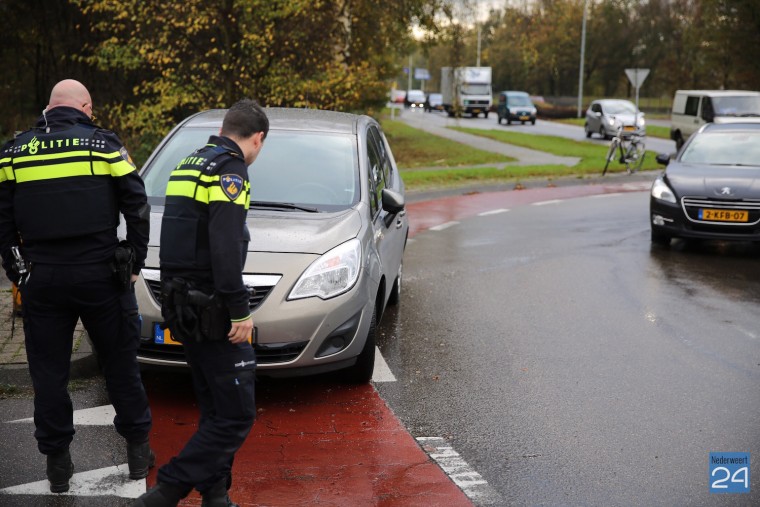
[701,97,715,121]
[368,127,389,194]
[592,103,601,113]
[685,96,700,117]
[366,136,382,216]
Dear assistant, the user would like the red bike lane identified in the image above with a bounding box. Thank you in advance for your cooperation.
[145,181,651,506]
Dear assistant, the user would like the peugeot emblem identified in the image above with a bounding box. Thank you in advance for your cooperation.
[720,187,732,196]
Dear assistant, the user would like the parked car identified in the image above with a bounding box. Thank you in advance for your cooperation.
[650,121,760,245]
[134,108,408,383]
[424,92,444,112]
[404,89,426,109]
[669,89,760,150]
[585,99,645,139]
[496,91,537,125]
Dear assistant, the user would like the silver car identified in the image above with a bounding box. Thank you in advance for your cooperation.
[133,108,408,383]
[585,99,645,139]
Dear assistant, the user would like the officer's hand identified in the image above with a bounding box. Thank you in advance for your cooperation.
[228,317,253,344]
[130,273,139,283]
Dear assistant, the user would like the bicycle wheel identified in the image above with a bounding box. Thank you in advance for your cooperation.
[602,139,619,176]
[625,141,646,174]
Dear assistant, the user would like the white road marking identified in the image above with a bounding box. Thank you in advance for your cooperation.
[0,464,145,498]
[477,208,510,216]
[588,192,623,198]
[417,436,502,504]
[372,347,397,383]
[9,404,116,426]
[531,199,563,206]
[429,221,460,231]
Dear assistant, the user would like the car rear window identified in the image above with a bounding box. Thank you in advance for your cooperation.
[142,127,359,210]
[680,131,760,166]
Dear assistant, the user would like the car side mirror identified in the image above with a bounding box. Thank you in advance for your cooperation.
[381,188,405,215]
[594,111,602,117]
[655,153,673,166]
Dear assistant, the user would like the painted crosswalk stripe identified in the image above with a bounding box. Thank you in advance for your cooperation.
[417,436,503,505]
[478,208,510,216]
[430,221,459,231]
[0,464,145,498]
[371,347,396,383]
[9,404,116,426]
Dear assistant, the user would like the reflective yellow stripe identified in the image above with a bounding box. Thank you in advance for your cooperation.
[166,173,249,207]
[13,150,92,164]
[165,180,200,199]
[15,161,108,183]
[0,158,12,183]
[209,186,248,206]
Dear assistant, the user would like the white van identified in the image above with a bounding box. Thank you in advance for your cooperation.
[670,90,760,149]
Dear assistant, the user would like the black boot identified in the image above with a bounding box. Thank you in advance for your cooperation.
[46,449,74,493]
[127,439,156,480]
[201,478,239,507]
[132,481,187,507]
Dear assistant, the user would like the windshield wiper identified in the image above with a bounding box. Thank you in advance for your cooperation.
[249,200,319,213]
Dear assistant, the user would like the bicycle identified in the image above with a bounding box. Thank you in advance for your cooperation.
[602,126,646,175]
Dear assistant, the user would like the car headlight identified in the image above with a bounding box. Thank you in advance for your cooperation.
[637,117,646,127]
[651,177,676,204]
[608,118,616,126]
[289,238,361,300]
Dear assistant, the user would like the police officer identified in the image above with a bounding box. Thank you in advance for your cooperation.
[133,100,267,507]
[0,79,154,492]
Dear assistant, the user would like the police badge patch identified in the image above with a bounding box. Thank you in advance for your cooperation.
[119,147,136,168]
[221,174,244,201]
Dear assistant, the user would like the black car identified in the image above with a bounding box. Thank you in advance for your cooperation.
[650,121,760,245]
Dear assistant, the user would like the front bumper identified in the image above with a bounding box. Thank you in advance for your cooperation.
[650,197,760,241]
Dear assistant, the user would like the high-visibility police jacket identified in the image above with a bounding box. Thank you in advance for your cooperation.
[159,135,251,322]
[0,107,149,283]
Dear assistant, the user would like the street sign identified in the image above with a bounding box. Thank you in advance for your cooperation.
[403,67,409,75]
[624,68,650,113]
[414,68,430,80]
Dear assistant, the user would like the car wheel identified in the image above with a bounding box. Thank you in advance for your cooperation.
[651,229,671,246]
[342,305,376,384]
[484,112,489,119]
[497,115,502,124]
[387,260,402,306]
[585,123,591,138]
[507,117,512,125]
[675,133,684,151]
[599,126,606,139]
[531,118,536,125]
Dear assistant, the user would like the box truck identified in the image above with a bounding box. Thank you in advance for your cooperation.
[441,67,493,118]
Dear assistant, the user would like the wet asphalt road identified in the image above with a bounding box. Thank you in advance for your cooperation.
[375,190,760,506]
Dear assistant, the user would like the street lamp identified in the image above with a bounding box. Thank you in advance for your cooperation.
[577,0,588,118]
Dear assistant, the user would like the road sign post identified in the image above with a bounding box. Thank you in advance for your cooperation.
[624,68,650,113]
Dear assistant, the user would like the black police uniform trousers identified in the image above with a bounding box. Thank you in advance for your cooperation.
[20,262,152,455]
[157,333,256,494]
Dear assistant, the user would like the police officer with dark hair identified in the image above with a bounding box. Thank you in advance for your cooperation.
[0,79,154,493]
[134,99,268,507]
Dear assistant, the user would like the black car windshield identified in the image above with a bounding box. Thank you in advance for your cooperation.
[142,127,359,211]
[713,96,760,116]
[680,131,760,166]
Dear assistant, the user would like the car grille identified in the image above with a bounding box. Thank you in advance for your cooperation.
[138,339,309,365]
[145,278,272,311]
[681,197,760,228]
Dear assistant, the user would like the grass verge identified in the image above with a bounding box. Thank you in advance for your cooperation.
[553,118,670,140]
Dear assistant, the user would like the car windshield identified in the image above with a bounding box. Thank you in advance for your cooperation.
[142,127,359,211]
[680,131,760,166]
[508,95,532,107]
[461,84,490,95]
[603,101,636,114]
[407,91,425,101]
[712,96,760,116]
[428,94,442,102]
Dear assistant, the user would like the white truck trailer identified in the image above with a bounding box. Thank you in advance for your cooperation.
[440,67,493,118]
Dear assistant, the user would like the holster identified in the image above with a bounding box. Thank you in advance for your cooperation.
[160,278,230,343]
[111,241,135,290]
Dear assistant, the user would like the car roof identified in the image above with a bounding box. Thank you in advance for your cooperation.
[702,120,760,132]
[675,90,760,97]
[181,108,362,134]
[499,91,529,95]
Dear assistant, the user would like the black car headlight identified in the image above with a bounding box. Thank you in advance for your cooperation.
[651,177,676,204]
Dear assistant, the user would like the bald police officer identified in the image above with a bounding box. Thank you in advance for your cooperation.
[0,79,154,492]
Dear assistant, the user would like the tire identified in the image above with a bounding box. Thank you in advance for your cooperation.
[497,115,502,125]
[387,260,402,306]
[585,123,591,138]
[651,229,671,246]
[675,133,684,151]
[602,139,619,176]
[484,112,489,118]
[599,126,607,140]
[507,117,512,125]
[341,306,376,384]
[531,118,536,125]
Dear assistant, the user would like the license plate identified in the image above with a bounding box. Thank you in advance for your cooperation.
[623,126,635,132]
[471,109,481,114]
[154,323,183,345]
[519,115,529,120]
[698,209,749,222]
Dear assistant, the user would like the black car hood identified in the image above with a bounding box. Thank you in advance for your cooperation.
[666,162,760,199]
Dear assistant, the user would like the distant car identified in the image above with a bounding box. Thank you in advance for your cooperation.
[650,121,760,246]
[390,89,406,104]
[496,91,537,125]
[405,89,426,109]
[424,93,444,112]
[134,108,408,383]
[585,99,645,139]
